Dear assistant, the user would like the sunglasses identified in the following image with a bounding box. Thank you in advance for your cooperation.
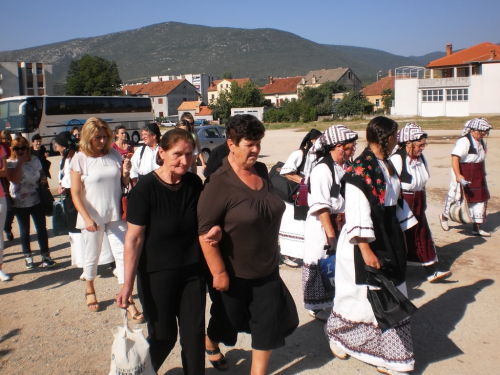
[13,146,27,151]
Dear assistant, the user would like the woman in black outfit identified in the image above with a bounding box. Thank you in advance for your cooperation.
[116,129,220,374]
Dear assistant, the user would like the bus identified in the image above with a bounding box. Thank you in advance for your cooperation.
[0,96,154,153]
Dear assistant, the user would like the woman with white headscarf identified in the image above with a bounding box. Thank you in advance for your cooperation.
[302,125,358,321]
[439,118,492,236]
[391,123,452,283]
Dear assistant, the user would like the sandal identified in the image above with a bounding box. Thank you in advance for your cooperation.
[126,301,145,323]
[206,347,228,371]
[85,292,100,312]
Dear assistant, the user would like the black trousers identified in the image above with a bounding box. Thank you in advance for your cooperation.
[137,263,205,374]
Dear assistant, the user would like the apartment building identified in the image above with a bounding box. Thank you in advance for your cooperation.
[0,61,53,99]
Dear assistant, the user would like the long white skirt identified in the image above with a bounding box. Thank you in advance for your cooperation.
[325,227,414,372]
[278,202,306,259]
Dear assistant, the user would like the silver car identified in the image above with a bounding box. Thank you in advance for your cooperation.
[195,125,226,163]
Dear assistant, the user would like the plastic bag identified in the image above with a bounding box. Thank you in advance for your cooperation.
[109,309,155,375]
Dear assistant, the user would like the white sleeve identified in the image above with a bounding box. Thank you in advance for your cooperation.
[129,147,142,179]
[451,137,469,160]
[390,153,403,176]
[70,152,86,175]
[396,199,418,231]
[345,183,375,244]
[280,150,303,175]
[308,164,333,215]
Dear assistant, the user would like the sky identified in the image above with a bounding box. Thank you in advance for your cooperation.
[1,0,499,56]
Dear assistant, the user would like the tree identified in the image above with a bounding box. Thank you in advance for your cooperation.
[222,71,233,79]
[210,90,232,121]
[66,55,122,96]
[335,91,374,117]
[381,89,395,113]
[299,81,345,116]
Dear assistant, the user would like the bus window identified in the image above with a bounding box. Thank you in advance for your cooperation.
[94,98,111,113]
[58,98,78,115]
[110,98,126,113]
[46,98,61,115]
[137,98,152,112]
[77,98,94,114]
[0,99,27,131]
[124,98,138,112]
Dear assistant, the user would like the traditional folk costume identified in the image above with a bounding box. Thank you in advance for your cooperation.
[326,148,417,373]
[391,124,436,266]
[443,118,491,225]
[278,149,316,260]
[302,125,358,311]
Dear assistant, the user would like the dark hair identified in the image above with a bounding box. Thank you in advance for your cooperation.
[226,114,265,146]
[180,112,194,124]
[176,119,193,133]
[71,126,81,133]
[156,128,196,166]
[31,134,42,142]
[299,129,322,151]
[114,125,126,134]
[366,116,398,175]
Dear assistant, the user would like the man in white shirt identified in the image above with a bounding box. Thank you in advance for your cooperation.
[130,123,161,182]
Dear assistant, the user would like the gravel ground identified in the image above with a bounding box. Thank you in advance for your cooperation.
[1,129,499,374]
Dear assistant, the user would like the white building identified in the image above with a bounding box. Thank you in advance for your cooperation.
[0,61,53,99]
[392,42,500,117]
[231,107,269,121]
[151,73,218,103]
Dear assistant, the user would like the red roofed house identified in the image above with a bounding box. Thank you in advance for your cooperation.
[361,71,395,112]
[260,76,303,107]
[392,42,500,117]
[207,78,250,104]
[123,79,200,119]
[177,100,213,122]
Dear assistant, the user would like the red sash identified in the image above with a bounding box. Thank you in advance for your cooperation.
[460,162,490,203]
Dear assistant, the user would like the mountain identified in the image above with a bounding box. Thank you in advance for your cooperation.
[0,22,443,88]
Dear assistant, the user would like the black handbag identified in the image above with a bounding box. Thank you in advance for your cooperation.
[39,183,55,216]
[52,198,68,236]
[365,265,418,332]
[269,162,300,203]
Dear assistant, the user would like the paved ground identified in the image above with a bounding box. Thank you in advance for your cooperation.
[1,128,499,374]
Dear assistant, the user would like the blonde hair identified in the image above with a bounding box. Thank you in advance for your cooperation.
[10,136,31,161]
[79,117,113,157]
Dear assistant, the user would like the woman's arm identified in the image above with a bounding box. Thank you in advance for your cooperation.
[198,238,229,291]
[0,156,7,178]
[116,223,146,308]
[122,156,132,186]
[354,237,380,269]
[7,157,25,184]
[452,155,464,183]
[283,173,302,184]
[195,138,206,170]
[70,170,98,232]
[317,208,337,250]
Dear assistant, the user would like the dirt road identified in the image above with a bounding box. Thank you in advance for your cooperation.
[1,128,498,374]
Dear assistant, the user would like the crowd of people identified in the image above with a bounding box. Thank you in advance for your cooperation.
[0,114,492,374]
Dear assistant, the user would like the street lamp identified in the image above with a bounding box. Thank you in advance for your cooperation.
[377,71,383,81]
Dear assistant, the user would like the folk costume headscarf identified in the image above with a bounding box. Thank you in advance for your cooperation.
[303,125,358,185]
[461,118,492,136]
[398,123,427,144]
[280,129,323,175]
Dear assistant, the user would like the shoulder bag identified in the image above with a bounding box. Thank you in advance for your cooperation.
[449,184,473,224]
[269,162,300,203]
[39,183,54,216]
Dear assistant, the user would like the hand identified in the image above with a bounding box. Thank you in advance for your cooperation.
[116,286,133,309]
[58,186,66,194]
[203,225,222,246]
[122,158,132,174]
[328,236,337,252]
[213,271,229,291]
[39,175,47,185]
[455,174,466,184]
[361,248,380,269]
[84,218,99,232]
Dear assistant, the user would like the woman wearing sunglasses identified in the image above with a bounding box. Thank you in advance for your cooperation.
[6,136,56,269]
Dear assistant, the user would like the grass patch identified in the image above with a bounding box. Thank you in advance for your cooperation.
[264,116,500,132]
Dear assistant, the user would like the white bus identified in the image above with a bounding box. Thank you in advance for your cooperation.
[0,96,153,153]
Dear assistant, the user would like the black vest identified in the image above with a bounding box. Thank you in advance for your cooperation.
[394,147,428,184]
[463,133,485,155]
[316,153,343,198]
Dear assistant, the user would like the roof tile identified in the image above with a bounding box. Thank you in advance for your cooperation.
[261,76,303,95]
[361,76,395,96]
[122,79,185,96]
[427,42,500,67]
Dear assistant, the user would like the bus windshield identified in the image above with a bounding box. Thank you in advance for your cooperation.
[0,98,41,132]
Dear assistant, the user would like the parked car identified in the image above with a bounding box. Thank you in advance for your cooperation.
[195,125,226,164]
[161,120,176,127]
[194,119,208,126]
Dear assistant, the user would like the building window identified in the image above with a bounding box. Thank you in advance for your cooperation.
[226,84,229,88]
[375,99,380,107]
[159,112,164,117]
[158,98,163,104]
[446,88,468,101]
[211,94,214,100]
[422,89,443,102]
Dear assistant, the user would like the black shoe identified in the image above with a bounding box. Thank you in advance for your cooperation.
[5,231,13,241]
[41,256,57,268]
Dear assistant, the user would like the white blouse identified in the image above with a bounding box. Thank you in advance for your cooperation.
[451,135,486,164]
[345,159,417,245]
[390,153,429,192]
[308,160,346,216]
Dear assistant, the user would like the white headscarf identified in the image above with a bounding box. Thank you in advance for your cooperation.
[398,123,427,143]
[462,118,492,136]
[303,124,358,184]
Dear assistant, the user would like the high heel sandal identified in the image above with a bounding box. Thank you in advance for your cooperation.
[206,347,228,371]
[85,292,100,312]
[126,301,145,323]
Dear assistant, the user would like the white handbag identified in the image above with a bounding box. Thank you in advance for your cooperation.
[449,185,473,224]
[109,309,155,375]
